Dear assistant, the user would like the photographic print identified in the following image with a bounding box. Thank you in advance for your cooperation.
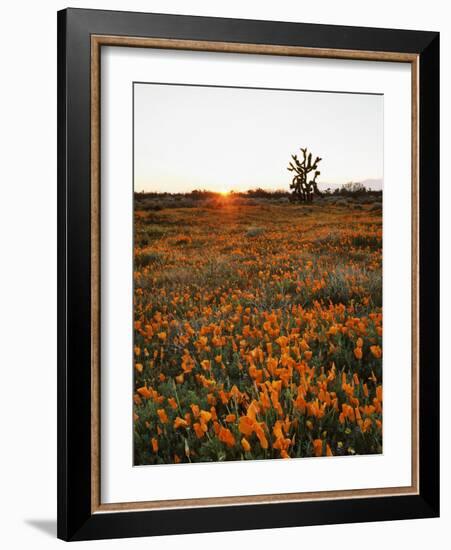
[133,82,383,466]
[58,12,440,539]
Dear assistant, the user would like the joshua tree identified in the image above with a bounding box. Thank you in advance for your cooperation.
[287,147,323,202]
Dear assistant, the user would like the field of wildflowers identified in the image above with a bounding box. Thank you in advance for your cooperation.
[133,196,382,464]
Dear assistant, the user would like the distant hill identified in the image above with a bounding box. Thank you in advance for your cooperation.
[360,178,383,191]
[319,178,383,192]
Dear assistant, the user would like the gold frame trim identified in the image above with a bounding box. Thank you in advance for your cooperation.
[90,35,420,514]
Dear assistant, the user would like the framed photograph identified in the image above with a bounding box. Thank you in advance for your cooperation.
[57,8,439,541]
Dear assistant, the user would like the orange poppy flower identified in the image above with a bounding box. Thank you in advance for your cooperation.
[376,385,383,402]
[167,397,178,410]
[254,425,268,449]
[239,416,254,436]
[173,417,188,429]
[193,422,205,439]
[370,345,382,358]
[137,385,152,399]
[313,439,323,457]
[201,359,211,371]
[200,410,212,423]
[218,427,236,448]
[157,409,168,424]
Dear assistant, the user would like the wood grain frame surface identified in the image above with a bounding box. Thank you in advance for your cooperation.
[90,35,419,514]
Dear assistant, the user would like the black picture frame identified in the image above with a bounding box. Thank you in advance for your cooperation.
[57,7,439,541]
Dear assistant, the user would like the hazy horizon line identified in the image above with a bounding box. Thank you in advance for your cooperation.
[135,178,384,194]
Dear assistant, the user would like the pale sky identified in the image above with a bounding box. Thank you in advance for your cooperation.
[134,83,383,193]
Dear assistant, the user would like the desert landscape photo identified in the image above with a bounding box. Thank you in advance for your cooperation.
[132,83,383,465]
